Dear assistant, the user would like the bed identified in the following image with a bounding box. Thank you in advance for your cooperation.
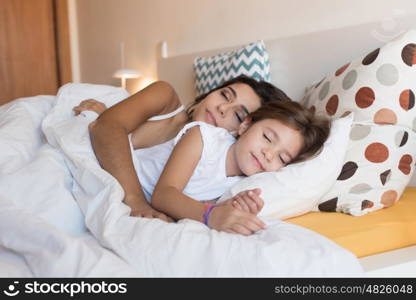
[0,87,362,278]
[0,18,414,278]
[157,16,416,277]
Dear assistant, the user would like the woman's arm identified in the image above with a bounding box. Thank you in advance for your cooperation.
[89,81,180,220]
[151,127,266,235]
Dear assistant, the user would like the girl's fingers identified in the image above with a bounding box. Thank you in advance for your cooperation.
[235,195,250,212]
[243,216,266,233]
[252,188,261,195]
[232,224,253,236]
[243,193,258,213]
[248,191,264,211]
[232,200,243,211]
[252,215,267,229]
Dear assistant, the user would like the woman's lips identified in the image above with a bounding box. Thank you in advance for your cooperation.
[206,110,217,126]
[251,153,264,171]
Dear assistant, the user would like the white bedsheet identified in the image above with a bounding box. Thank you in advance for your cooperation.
[0,84,364,277]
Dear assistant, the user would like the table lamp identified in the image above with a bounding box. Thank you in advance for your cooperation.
[113,41,141,89]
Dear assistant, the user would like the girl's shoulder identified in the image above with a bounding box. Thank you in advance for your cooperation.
[174,121,235,159]
[175,121,231,141]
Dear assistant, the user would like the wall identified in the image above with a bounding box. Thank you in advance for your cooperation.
[73,0,416,93]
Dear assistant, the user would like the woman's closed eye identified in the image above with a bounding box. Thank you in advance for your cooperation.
[221,90,230,101]
[235,112,243,122]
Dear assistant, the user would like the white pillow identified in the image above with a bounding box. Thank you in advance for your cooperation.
[218,113,354,220]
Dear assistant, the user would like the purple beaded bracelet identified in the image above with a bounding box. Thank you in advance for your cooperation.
[203,204,216,227]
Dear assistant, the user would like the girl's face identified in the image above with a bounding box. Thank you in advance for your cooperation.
[191,83,262,132]
[234,118,304,176]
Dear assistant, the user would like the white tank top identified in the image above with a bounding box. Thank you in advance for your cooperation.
[129,121,243,202]
[147,105,185,121]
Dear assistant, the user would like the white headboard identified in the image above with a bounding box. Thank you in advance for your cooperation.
[158,14,416,104]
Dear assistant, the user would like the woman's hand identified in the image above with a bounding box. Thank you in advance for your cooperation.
[73,99,107,116]
[124,194,174,222]
[223,188,264,215]
[207,203,267,236]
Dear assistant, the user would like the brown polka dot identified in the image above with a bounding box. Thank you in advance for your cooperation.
[325,95,339,116]
[380,169,391,185]
[335,63,350,76]
[361,200,374,210]
[337,161,358,180]
[318,198,338,212]
[309,105,316,114]
[399,89,415,111]
[373,108,397,125]
[365,143,389,163]
[401,43,416,67]
[399,154,413,175]
[362,48,380,65]
[381,190,398,207]
[355,87,375,108]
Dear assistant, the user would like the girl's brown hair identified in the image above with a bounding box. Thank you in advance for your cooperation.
[248,100,331,163]
[186,75,291,118]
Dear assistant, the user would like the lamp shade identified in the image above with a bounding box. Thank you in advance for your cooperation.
[113,69,141,79]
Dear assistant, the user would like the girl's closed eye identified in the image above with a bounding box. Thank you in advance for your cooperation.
[263,133,271,143]
[279,155,286,164]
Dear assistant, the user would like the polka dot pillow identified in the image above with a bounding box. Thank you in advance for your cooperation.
[302,29,416,216]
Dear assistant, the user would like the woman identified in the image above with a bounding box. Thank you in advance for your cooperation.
[75,75,291,235]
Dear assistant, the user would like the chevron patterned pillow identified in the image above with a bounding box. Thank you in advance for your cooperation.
[193,40,271,95]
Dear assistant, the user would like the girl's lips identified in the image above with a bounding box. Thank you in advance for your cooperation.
[206,110,217,126]
[251,153,264,171]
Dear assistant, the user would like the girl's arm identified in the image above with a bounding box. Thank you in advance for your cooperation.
[89,81,180,220]
[151,127,266,235]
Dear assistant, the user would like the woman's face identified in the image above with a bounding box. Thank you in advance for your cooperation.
[191,83,262,132]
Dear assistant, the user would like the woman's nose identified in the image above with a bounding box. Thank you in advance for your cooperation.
[217,103,229,116]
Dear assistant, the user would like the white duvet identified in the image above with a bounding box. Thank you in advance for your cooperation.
[0,84,364,277]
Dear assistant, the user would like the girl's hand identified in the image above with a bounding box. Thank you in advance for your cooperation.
[231,188,263,215]
[221,188,263,215]
[207,204,267,236]
[73,99,107,116]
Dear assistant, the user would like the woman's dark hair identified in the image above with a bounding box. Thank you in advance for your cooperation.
[186,75,291,117]
[248,100,331,164]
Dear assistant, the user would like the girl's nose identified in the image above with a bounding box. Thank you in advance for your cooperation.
[263,148,274,161]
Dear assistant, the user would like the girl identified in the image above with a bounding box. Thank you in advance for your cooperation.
[149,101,330,235]
[75,76,291,231]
